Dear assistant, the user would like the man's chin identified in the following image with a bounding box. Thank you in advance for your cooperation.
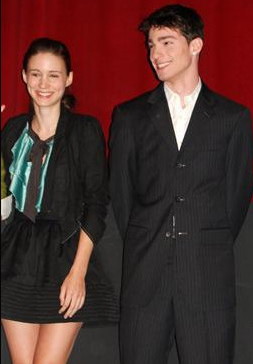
[156,74,169,82]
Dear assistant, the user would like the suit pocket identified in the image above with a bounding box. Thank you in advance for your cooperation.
[201,228,233,245]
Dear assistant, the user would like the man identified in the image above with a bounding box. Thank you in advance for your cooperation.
[109,4,253,364]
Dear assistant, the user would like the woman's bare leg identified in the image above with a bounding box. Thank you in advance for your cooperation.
[1,319,40,364]
[33,322,82,364]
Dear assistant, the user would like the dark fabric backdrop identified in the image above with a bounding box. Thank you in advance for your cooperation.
[1,1,253,363]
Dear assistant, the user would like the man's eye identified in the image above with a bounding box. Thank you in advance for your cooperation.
[50,74,59,78]
[31,73,39,77]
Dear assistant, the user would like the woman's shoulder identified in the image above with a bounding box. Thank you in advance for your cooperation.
[1,113,29,140]
[69,111,101,127]
[65,111,105,151]
[4,113,29,125]
[67,111,104,136]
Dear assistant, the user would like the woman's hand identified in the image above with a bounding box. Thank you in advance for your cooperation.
[59,229,93,319]
[59,270,86,319]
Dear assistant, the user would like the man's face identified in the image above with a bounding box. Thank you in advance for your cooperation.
[148,26,196,85]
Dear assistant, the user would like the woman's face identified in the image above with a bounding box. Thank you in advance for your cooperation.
[22,52,73,109]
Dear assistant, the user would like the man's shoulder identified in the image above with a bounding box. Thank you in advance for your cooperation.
[204,85,249,115]
[115,85,160,113]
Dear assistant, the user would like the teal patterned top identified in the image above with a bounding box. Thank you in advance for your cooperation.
[9,123,54,214]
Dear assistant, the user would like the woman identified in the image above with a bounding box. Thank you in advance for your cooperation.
[1,38,118,363]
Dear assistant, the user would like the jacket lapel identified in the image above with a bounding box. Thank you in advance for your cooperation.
[148,83,178,153]
[179,83,215,153]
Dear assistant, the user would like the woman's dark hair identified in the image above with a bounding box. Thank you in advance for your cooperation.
[139,4,204,43]
[23,37,76,109]
[23,37,72,74]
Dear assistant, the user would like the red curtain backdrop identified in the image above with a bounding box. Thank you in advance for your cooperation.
[1,0,253,139]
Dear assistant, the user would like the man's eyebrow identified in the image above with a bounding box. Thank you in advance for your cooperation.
[148,35,177,43]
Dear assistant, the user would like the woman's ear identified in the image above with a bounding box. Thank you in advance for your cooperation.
[66,71,73,87]
[22,69,28,84]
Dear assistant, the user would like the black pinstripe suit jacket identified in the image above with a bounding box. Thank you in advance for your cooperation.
[109,82,253,309]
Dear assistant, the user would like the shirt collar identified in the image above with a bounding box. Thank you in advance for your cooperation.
[164,78,202,107]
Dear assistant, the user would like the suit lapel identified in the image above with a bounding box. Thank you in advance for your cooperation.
[179,83,215,153]
[148,83,178,153]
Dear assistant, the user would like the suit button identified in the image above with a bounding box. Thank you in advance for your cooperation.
[165,232,171,238]
[175,196,185,202]
[176,162,186,168]
[178,231,188,236]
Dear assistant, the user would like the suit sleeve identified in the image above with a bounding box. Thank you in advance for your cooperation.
[226,108,253,239]
[77,117,109,245]
[109,106,136,241]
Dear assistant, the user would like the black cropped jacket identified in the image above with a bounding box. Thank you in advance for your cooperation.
[1,106,109,245]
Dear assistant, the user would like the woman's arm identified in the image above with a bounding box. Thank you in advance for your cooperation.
[59,230,93,319]
[59,116,108,319]
[77,116,109,244]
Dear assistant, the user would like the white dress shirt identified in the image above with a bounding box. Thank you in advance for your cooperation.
[164,79,202,149]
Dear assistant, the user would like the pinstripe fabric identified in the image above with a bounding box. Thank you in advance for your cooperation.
[109,82,253,362]
[120,256,235,364]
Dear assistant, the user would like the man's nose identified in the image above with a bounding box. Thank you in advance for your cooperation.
[150,46,162,61]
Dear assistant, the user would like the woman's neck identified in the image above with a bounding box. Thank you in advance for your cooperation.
[32,104,60,139]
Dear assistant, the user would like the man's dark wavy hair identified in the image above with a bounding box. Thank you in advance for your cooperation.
[139,4,204,43]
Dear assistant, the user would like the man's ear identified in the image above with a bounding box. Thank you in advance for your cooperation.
[190,37,203,56]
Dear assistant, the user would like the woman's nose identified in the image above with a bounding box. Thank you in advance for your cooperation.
[39,76,48,88]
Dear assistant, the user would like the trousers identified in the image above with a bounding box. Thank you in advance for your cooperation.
[120,241,235,364]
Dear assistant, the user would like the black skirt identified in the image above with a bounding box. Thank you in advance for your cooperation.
[1,210,119,325]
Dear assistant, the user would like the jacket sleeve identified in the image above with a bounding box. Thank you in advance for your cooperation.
[1,120,12,191]
[226,108,253,239]
[109,105,136,241]
[1,115,27,191]
[77,116,109,245]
